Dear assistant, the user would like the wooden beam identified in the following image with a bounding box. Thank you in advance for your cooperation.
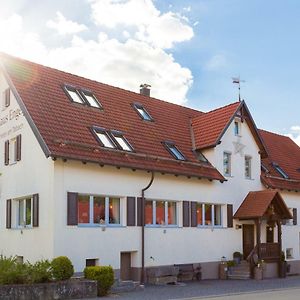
[255,218,261,259]
[277,220,282,277]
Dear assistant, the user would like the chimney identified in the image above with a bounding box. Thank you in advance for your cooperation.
[140,84,151,97]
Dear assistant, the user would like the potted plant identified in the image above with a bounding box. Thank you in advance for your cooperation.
[254,259,264,280]
[233,252,243,265]
[279,251,287,278]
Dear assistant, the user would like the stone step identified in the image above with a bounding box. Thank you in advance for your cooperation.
[228,274,251,280]
[111,280,144,293]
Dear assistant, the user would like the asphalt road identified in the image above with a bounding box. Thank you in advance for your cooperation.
[179,288,300,300]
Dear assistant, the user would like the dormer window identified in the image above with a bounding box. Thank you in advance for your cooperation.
[111,131,133,152]
[164,142,185,160]
[133,103,153,121]
[81,90,102,109]
[272,163,289,179]
[92,127,133,152]
[64,86,85,104]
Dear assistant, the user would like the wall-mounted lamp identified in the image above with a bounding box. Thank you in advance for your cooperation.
[235,224,242,230]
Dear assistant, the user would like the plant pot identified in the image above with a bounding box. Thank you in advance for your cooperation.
[254,267,263,280]
[233,257,240,265]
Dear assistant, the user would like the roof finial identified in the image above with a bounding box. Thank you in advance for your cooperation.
[232,76,245,102]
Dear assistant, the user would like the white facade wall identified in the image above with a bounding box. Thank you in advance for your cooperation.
[0,71,55,261]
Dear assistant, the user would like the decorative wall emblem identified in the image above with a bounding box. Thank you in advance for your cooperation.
[233,138,245,156]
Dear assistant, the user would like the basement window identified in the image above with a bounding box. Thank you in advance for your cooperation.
[133,103,152,121]
[93,127,116,149]
[86,258,99,267]
[163,142,185,161]
[272,163,289,179]
[64,86,85,104]
[111,131,133,152]
[81,90,102,109]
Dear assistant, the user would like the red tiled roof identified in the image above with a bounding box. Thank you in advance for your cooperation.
[259,129,300,191]
[191,101,241,149]
[0,53,225,181]
[234,190,292,220]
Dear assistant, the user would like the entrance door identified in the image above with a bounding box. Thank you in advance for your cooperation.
[266,226,274,243]
[120,252,132,281]
[243,224,254,259]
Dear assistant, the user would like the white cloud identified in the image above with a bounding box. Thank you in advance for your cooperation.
[286,125,300,146]
[89,0,193,49]
[46,11,88,35]
[205,54,227,71]
[0,9,193,104]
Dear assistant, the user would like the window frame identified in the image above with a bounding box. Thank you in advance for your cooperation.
[132,103,153,121]
[234,121,240,136]
[78,195,122,227]
[274,164,289,179]
[145,200,178,227]
[196,203,223,228]
[245,155,252,179]
[92,126,117,149]
[9,137,17,165]
[80,89,103,109]
[223,152,232,176]
[16,197,33,228]
[163,141,186,161]
[110,130,134,152]
[63,85,85,104]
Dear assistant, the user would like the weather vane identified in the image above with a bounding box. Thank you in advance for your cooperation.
[232,76,245,102]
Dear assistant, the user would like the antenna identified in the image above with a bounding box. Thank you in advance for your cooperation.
[232,76,245,102]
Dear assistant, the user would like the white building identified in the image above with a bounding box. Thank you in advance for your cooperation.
[0,53,299,281]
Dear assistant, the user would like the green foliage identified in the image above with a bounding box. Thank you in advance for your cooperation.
[84,266,114,296]
[0,255,29,285]
[28,260,52,283]
[51,256,74,281]
[226,260,236,268]
[233,251,243,258]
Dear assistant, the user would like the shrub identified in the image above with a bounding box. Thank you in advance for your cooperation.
[0,255,29,285]
[84,266,114,296]
[28,260,52,283]
[226,260,236,268]
[51,256,74,281]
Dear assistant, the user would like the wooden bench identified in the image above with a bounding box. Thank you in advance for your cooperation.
[174,263,202,281]
[147,266,179,285]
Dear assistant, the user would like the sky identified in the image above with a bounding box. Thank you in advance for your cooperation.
[0,0,299,145]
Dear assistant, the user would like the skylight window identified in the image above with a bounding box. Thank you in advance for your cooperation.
[111,131,133,151]
[81,90,102,109]
[93,128,115,149]
[65,86,85,104]
[272,163,289,179]
[261,164,269,173]
[133,103,153,121]
[164,142,185,160]
[92,127,133,152]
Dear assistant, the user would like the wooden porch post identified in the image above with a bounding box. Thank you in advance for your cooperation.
[277,219,282,276]
[255,218,261,259]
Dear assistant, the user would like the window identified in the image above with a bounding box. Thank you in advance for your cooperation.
[133,103,152,121]
[64,86,85,104]
[92,127,134,151]
[164,142,185,160]
[81,90,102,109]
[111,131,133,152]
[196,203,222,227]
[245,156,252,179]
[273,163,289,179]
[223,152,231,176]
[17,198,32,227]
[261,164,269,173]
[145,200,177,226]
[86,259,98,267]
[286,248,293,259]
[2,88,10,109]
[93,128,116,149]
[285,208,296,226]
[78,195,121,225]
[9,137,17,164]
[234,121,240,136]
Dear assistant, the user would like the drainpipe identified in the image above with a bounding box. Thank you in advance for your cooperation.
[141,171,154,284]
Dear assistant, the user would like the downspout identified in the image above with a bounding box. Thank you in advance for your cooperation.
[141,171,154,284]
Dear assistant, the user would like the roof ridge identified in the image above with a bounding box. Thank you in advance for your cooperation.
[205,100,241,114]
[0,52,203,114]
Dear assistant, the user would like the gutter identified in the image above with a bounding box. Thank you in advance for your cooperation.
[141,171,154,284]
